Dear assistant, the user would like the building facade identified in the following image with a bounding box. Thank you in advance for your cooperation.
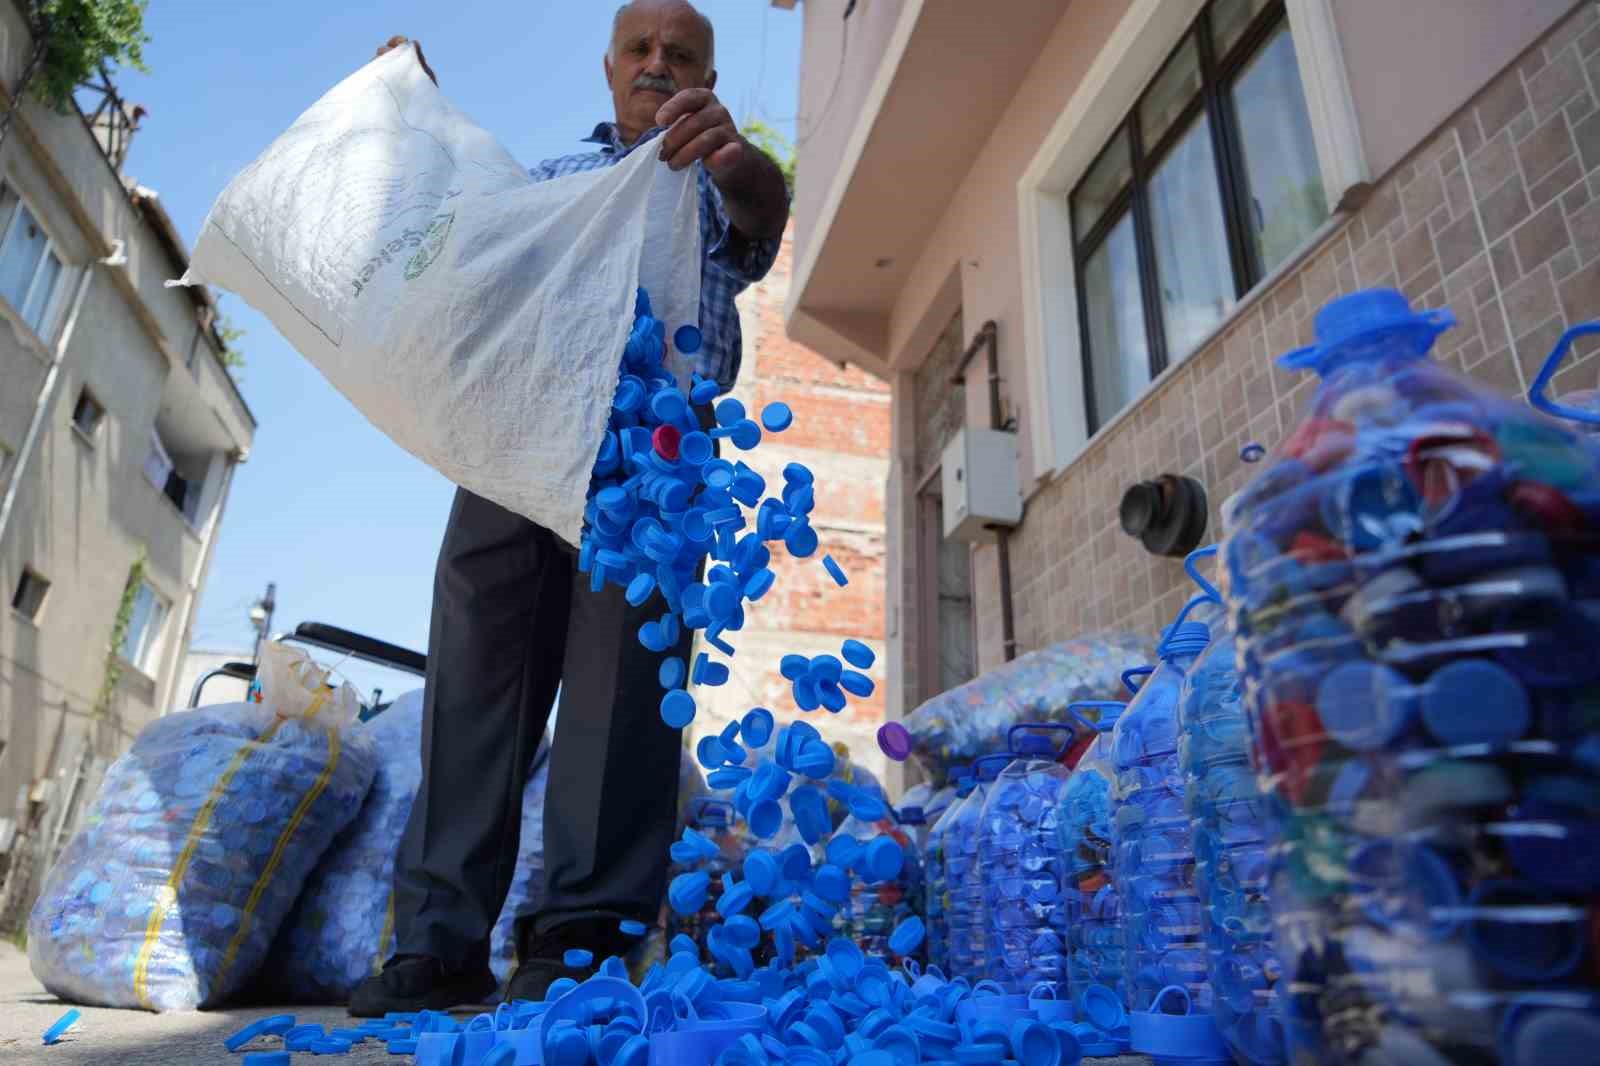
[688,223,893,785]
[0,0,254,925]
[780,0,1600,789]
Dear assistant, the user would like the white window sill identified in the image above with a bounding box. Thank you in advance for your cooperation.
[70,424,99,449]
[116,656,159,695]
[1028,211,1350,503]
[9,608,41,628]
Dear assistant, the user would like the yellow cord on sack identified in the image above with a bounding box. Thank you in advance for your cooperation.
[213,721,342,994]
[132,718,287,1009]
[375,892,397,976]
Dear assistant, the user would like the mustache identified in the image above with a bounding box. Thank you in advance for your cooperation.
[632,73,678,95]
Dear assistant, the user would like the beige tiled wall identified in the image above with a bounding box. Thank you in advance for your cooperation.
[996,3,1600,653]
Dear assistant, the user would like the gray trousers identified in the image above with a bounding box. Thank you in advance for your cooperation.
[391,486,690,970]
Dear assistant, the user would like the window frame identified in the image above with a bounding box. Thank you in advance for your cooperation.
[71,386,105,442]
[1070,0,1299,434]
[11,566,51,623]
[0,184,70,342]
[119,580,172,676]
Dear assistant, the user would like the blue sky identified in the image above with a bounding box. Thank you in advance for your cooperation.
[114,1,802,700]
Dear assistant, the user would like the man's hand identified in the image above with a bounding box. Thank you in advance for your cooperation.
[655,89,744,178]
[374,35,437,87]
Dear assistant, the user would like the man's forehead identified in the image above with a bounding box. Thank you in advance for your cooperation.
[614,3,710,51]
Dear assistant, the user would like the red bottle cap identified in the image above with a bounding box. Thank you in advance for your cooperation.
[653,424,681,462]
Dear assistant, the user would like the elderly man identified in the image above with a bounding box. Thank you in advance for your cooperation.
[350,1,788,1016]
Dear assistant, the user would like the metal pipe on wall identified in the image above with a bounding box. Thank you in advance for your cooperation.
[954,320,1017,662]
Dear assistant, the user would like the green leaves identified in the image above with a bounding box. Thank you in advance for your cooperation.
[742,117,795,197]
[31,0,151,114]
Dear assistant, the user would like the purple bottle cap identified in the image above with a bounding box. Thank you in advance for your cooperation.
[878,722,913,762]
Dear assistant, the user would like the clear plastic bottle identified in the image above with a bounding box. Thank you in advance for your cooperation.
[1112,601,1219,1023]
[1221,291,1600,1063]
[826,806,925,965]
[1178,549,1287,1066]
[979,725,1073,993]
[1059,700,1129,1011]
[946,754,1009,981]
[924,768,975,974]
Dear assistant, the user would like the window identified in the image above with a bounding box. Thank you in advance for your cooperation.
[1070,0,1327,433]
[0,439,13,482]
[0,186,66,338]
[11,568,49,621]
[71,387,104,439]
[120,582,170,674]
[143,428,204,525]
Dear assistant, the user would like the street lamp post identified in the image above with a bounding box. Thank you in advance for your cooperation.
[249,582,276,666]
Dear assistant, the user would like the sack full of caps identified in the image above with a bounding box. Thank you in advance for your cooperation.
[253,688,424,1003]
[27,642,379,1010]
[1220,289,1600,1064]
[884,633,1151,786]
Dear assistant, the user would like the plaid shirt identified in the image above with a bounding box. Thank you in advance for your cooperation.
[531,122,780,391]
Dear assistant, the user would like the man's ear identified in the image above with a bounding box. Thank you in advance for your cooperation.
[706,70,717,92]
[604,54,615,89]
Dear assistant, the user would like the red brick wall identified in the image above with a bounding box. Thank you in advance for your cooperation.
[689,225,894,784]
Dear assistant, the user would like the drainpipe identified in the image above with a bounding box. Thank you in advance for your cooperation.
[953,320,1017,662]
[0,239,127,550]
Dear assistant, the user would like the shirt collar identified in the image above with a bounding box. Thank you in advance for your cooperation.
[582,121,664,155]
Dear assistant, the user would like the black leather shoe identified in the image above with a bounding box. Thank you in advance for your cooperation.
[504,919,639,1003]
[348,954,499,1017]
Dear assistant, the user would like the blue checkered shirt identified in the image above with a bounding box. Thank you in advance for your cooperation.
[531,123,780,391]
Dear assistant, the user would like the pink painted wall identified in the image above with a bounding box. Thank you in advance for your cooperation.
[1332,0,1580,180]
[792,0,906,272]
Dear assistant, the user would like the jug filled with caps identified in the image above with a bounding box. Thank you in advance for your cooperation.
[1220,289,1600,1065]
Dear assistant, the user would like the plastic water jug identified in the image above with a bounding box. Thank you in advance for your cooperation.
[825,806,925,965]
[1178,547,1287,1066]
[946,753,1010,981]
[1059,700,1130,1016]
[978,724,1074,994]
[924,767,975,974]
[1220,290,1600,1064]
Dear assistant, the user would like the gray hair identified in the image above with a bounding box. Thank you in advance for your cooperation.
[608,1,716,80]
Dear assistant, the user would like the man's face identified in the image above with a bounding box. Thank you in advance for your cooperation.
[605,1,715,142]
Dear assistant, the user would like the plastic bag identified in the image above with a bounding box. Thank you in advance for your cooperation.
[27,643,378,1010]
[899,634,1151,784]
[254,688,423,1003]
[171,45,702,548]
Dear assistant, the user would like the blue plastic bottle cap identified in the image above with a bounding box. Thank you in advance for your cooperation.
[785,521,819,558]
[780,843,813,882]
[660,657,687,691]
[719,879,757,918]
[674,325,703,354]
[1080,984,1126,1032]
[1422,659,1530,746]
[661,689,695,729]
[839,670,875,699]
[863,836,904,882]
[744,850,781,896]
[780,654,810,681]
[761,402,793,433]
[823,555,848,587]
[841,639,875,669]
[796,740,836,779]
[224,1015,296,1052]
[790,786,830,844]
[813,863,850,903]
[619,919,648,937]
[670,934,699,958]
[42,1009,81,1046]
[1007,1019,1058,1066]
[1510,1009,1600,1066]
[953,1045,1005,1064]
[691,377,721,405]
[741,708,775,748]
[747,799,783,838]
[242,1054,291,1066]
[563,949,594,969]
[714,396,745,426]
[889,917,926,956]
[1316,660,1414,750]
[669,870,710,914]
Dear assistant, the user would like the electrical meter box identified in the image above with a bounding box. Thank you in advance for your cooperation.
[941,428,1022,543]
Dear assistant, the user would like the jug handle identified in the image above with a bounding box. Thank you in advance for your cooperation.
[1184,545,1221,603]
[1007,721,1080,755]
[1528,322,1600,424]
[1122,667,1155,694]
[1067,701,1127,732]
